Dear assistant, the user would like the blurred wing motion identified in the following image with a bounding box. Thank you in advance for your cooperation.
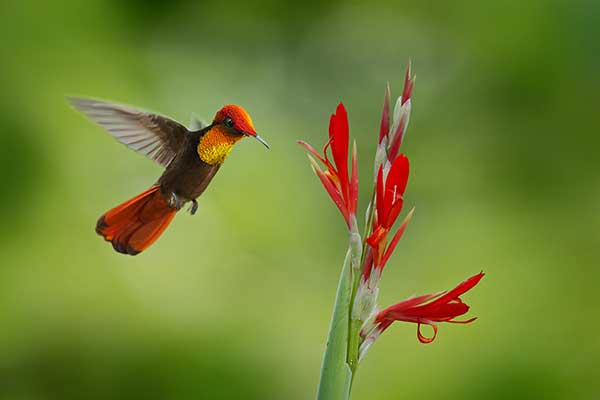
[69,97,189,167]
[96,185,176,255]
[189,113,208,131]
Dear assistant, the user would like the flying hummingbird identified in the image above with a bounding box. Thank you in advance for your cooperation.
[69,98,268,255]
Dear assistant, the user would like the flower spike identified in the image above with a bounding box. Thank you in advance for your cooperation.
[298,63,484,391]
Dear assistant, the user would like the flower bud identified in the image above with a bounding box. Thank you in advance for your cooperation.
[351,278,379,323]
[348,215,362,270]
[373,141,388,180]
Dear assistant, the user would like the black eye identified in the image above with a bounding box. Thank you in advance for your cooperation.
[223,117,234,128]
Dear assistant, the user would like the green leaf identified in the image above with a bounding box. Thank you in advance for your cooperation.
[317,250,353,400]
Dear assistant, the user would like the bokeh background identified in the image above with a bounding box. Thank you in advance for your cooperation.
[1,0,599,399]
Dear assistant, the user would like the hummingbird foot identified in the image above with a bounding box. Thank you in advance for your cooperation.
[189,199,198,215]
[167,192,183,210]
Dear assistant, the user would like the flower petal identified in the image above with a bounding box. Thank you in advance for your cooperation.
[380,207,415,267]
[417,323,437,344]
[386,154,410,202]
[349,140,358,215]
[375,165,384,222]
[329,103,349,203]
[366,225,387,247]
[388,102,410,161]
[297,140,327,165]
[376,292,444,322]
[308,154,350,226]
[380,155,409,226]
[448,317,478,324]
[402,61,415,106]
[361,248,374,281]
[415,302,471,321]
[428,272,485,308]
[384,196,405,228]
[379,82,391,142]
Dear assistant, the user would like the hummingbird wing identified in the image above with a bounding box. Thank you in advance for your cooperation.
[69,97,189,167]
[189,112,207,131]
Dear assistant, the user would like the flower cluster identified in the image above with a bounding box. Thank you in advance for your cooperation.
[299,63,484,371]
[298,104,358,231]
[359,272,485,360]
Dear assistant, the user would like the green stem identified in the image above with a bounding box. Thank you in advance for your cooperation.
[346,189,377,377]
[317,249,353,400]
[318,187,378,397]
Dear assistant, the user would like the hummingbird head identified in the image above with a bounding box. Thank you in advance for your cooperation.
[213,105,269,148]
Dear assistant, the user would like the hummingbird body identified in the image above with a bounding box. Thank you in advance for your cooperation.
[158,128,221,203]
[70,98,267,255]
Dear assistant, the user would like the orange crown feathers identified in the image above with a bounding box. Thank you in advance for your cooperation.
[214,105,256,136]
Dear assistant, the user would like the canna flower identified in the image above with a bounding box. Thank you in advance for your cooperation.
[298,103,358,230]
[363,156,413,281]
[353,77,415,321]
[301,64,484,398]
[359,272,484,360]
[353,155,413,322]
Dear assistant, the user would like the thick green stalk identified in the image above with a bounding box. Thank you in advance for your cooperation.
[317,249,353,400]
[317,192,377,397]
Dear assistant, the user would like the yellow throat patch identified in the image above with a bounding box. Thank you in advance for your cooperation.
[197,126,243,165]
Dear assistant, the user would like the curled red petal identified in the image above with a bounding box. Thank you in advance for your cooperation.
[379,82,391,142]
[417,323,437,344]
[448,317,477,325]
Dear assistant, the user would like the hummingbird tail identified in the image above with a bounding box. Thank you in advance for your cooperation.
[96,185,177,255]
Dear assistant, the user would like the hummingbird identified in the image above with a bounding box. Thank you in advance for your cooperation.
[69,98,268,255]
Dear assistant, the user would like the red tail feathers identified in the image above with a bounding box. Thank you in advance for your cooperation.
[96,186,177,255]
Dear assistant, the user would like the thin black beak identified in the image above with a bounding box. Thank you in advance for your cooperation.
[253,134,270,149]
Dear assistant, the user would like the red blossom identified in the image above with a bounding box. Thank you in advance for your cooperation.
[298,103,358,228]
[374,272,484,343]
[364,154,411,275]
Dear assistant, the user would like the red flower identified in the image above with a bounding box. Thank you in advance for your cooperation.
[298,103,358,229]
[372,272,484,343]
[363,155,412,277]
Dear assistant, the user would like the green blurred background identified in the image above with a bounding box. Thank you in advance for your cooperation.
[1,0,598,399]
